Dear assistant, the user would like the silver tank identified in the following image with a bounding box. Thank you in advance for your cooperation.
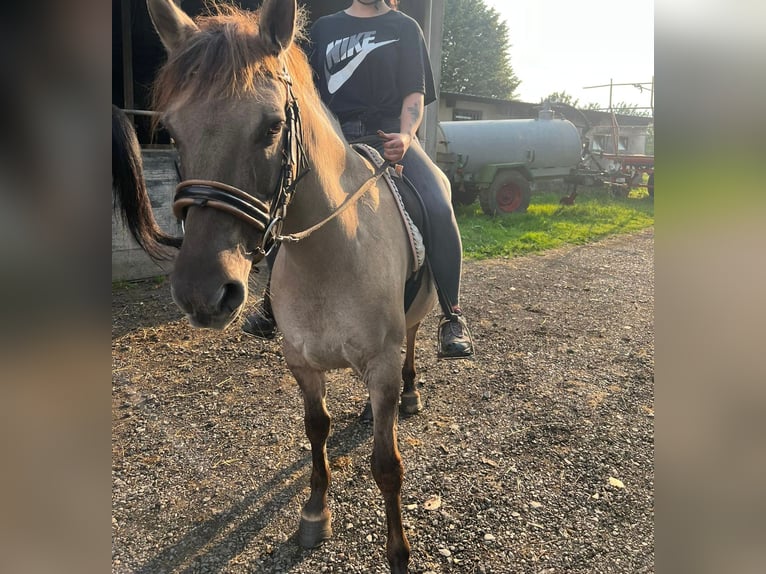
[436,116,582,179]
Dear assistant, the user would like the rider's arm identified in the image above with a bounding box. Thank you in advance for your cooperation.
[399,92,424,139]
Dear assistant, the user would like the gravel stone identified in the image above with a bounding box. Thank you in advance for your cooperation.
[112,230,654,573]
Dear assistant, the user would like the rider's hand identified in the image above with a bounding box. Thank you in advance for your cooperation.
[377,130,412,163]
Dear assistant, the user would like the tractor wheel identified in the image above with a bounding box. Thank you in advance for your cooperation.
[479,171,531,216]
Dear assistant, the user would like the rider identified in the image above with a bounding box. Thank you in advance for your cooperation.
[243,0,474,359]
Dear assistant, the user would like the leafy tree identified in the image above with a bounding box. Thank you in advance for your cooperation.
[611,101,652,117]
[441,0,520,99]
[542,91,580,107]
[542,91,600,110]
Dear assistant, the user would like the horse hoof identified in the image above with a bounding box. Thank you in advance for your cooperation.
[359,401,373,423]
[298,512,333,548]
[399,391,423,415]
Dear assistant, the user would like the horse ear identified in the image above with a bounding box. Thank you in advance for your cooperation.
[146,0,199,53]
[259,0,297,55]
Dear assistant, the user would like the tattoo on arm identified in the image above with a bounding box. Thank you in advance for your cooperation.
[401,102,422,137]
[400,94,424,136]
[407,101,421,125]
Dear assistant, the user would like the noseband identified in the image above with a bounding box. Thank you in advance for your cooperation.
[172,69,309,258]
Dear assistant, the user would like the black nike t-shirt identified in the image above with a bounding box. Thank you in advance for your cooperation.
[308,10,436,123]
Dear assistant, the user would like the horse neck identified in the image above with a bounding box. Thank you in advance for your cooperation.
[282,113,372,242]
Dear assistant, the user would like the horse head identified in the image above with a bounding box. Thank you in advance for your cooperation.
[147,0,302,329]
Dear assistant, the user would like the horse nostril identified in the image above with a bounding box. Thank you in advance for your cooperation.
[219,281,246,314]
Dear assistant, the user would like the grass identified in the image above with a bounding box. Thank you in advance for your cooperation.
[455,186,654,260]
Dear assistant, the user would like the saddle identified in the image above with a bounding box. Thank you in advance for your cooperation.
[352,143,430,312]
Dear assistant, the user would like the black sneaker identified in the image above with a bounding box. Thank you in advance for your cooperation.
[437,315,474,358]
[242,307,277,339]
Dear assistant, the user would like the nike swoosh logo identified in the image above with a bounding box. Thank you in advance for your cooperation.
[327,39,397,94]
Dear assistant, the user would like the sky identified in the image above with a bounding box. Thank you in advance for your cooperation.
[481,0,654,110]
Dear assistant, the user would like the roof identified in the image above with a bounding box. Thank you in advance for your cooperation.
[441,91,653,129]
[581,109,653,127]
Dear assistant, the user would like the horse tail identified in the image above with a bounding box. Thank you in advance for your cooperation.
[112,105,182,259]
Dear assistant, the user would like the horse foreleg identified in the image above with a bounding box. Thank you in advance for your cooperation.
[291,366,333,548]
[399,322,423,416]
[368,360,411,573]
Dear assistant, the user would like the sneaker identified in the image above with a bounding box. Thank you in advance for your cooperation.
[242,306,277,339]
[437,315,474,358]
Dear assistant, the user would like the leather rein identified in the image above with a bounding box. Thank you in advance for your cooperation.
[171,69,388,259]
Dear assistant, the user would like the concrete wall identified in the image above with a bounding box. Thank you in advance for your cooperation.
[585,125,649,156]
[438,99,514,122]
[437,93,537,123]
[112,149,181,282]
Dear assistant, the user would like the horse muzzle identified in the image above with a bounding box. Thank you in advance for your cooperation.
[170,279,247,330]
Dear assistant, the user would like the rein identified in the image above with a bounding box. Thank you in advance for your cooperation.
[276,162,388,244]
[171,68,387,258]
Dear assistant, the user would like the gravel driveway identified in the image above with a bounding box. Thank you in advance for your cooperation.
[112,228,654,574]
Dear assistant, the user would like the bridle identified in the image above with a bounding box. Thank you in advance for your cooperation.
[172,69,310,259]
[170,67,389,260]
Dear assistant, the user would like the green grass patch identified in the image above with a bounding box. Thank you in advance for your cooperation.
[455,187,654,260]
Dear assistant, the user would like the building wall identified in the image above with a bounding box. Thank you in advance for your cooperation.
[437,93,538,123]
[438,99,511,122]
[585,125,649,156]
[112,150,181,281]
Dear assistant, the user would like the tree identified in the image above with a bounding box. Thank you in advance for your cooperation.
[542,91,581,107]
[441,0,520,99]
[542,91,654,115]
[611,101,652,117]
[542,91,600,110]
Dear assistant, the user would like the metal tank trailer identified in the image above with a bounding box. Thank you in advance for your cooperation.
[435,108,583,214]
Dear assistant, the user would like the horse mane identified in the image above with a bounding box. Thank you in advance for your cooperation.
[152,3,314,117]
[151,2,355,226]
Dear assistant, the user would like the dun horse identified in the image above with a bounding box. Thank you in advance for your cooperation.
[113,0,439,571]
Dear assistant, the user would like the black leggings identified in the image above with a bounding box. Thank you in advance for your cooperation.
[342,119,463,316]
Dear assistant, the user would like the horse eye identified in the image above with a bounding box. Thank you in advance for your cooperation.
[267,121,284,136]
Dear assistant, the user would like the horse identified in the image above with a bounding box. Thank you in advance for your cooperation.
[113,1,438,572]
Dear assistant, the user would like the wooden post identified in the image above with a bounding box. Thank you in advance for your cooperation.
[422,0,444,161]
[121,0,135,115]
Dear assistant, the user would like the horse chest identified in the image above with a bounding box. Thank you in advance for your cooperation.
[277,306,390,371]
